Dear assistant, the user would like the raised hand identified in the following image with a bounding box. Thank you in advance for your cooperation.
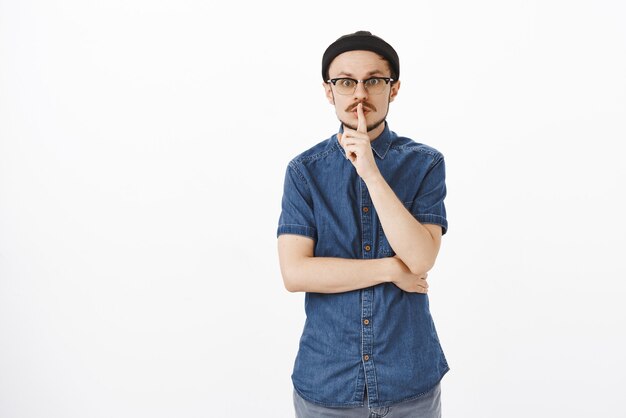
[337,103,381,182]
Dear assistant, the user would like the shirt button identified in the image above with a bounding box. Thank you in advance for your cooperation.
[363,207,369,213]
[363,355,370,361]
[363,319,370,325]
[364,245,371,252]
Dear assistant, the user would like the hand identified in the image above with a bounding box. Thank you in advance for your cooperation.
[388,257,429,294]
[337,103,381,182]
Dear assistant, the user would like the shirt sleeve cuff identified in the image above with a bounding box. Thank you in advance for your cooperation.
[414,214,448,235]
[277,224,318,240]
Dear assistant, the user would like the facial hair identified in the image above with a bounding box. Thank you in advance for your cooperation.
[332,91,391,134]
[340,105,388,133]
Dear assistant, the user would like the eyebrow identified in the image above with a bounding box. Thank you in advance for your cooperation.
[333,70,389,78]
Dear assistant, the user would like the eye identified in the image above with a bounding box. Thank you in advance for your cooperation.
[339,79,356,88]
[365,78,381,87]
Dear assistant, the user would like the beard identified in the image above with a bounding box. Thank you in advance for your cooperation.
[339,105,388,133]
[333,92,391,134]
[341,116,387,133]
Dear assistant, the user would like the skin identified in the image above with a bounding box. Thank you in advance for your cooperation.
[278,50,442,294]
[324,49,399,141]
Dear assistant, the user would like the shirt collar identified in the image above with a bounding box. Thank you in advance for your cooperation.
[335,122,393,160]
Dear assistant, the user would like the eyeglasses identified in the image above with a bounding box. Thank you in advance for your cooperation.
[326,77,394,95]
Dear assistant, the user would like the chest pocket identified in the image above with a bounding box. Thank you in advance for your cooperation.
[377,201,413,257]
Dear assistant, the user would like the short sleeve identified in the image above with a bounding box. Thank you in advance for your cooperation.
[277,163,317,241]
[410,155,448,235]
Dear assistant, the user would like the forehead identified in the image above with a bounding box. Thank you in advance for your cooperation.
[328,50,391,77]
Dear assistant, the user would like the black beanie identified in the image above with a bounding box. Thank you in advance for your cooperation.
[322,31,400,81]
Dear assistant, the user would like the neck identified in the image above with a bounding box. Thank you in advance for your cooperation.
[366,122,386,141]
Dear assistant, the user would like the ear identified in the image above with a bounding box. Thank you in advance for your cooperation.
[323,81,335,105]
[389,80,401,103]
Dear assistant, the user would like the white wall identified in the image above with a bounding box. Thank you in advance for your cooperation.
[1,1,625,417]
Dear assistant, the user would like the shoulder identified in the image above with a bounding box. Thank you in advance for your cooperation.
[389,133,445,164]
[287,134,341,168]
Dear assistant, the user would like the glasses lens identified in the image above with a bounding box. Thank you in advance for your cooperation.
[364,78,386,94]
[335,79,357,95]
[331,78,390,95]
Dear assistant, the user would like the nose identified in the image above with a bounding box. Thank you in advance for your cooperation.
[353,81,369,101]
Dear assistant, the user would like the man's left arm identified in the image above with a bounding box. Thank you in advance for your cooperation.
[365,175,442,275]
[339,103,444,275]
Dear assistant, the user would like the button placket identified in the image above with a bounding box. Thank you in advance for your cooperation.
[359,178,378,403]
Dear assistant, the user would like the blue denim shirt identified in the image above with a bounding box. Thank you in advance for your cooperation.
[277,123,449,408]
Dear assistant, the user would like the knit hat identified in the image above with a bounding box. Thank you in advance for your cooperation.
[321,30,400,81]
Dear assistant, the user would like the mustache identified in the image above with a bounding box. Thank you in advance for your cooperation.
[346,102,376,112]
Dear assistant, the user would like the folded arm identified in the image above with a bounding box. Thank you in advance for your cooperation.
[277,234,429,294]
[339,106,443,276]
[365,175,442,275]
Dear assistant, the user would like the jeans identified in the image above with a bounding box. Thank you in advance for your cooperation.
[293,383,442,418]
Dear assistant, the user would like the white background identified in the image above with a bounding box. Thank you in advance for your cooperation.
[1,0,625,417]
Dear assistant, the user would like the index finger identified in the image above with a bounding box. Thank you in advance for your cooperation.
[356,103,367,133]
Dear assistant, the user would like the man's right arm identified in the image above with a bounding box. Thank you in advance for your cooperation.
[277,234,429,294]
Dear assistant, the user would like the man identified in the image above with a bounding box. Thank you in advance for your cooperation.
[277,31,449,418]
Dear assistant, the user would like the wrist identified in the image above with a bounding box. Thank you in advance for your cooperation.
[362,170,384,186]
[383,256,402,283]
